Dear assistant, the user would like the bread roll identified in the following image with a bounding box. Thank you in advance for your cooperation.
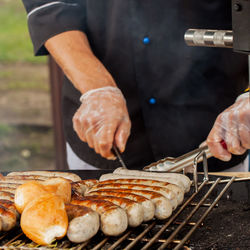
[14,181,48,213]
[42,178,71,203]
[21,193,68,245]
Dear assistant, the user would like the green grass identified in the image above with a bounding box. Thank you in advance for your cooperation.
[0,63,49,91]
[0,124,13,138]
[0,0,46,63]
[0,81,49,91]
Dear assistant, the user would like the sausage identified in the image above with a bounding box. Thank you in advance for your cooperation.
[0,187,16,194]
[0,200,19,219]
[0,179,44,185]
[99,179,184,205]
[71,198,128,236]
[0,205,17,231]
[86,190,155,222]
[87,188,172,220]
[79,179,99,187]
[71,179,99,196]
[85,194,144,227]
[7,171,81,182]
[112,168,191,192]
[100,173,186,193]
[65,204,99,243]
[71,182,86,198]
[0,183,20,189]
[0,191,14,202]
[90,183,178,210]
[5,175,49,181]
[72,190,84,201]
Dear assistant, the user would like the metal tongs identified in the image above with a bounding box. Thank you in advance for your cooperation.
[143,145,212,173]
[143,145,212,192]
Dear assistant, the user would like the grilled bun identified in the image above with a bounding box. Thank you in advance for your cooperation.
[14,181,48,213]
[21,193,68,245]
[42,178,71,203]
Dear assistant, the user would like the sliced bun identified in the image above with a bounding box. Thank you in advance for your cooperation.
[21,193,68,245]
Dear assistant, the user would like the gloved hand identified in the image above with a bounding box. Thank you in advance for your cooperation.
[73,86,131,159]
[206,92,250,161]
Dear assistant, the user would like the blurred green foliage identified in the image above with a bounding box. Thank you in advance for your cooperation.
[0,64,49,91]
[0,0,46,63]
[0,124,13,138]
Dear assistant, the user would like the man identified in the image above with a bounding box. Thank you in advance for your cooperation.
[22,0,249,171]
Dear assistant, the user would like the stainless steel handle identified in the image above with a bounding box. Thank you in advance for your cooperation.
[184,29,233,48]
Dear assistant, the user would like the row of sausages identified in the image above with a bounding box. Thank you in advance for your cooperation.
[71,168,191,239]
[0,169,191,245]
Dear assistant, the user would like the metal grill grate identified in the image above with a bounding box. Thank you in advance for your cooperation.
[0,175,241,250]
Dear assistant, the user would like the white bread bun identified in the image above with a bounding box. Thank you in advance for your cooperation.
[14,181,48,213]
[21,193,68,245]
[42,178,71,203]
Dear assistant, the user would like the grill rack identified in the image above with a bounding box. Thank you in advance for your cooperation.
[0,175,246,250]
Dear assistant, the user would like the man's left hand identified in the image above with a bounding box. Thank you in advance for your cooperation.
[207,92,250,161]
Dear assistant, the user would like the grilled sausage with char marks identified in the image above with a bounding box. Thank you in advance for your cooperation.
[71,198,128,236]
[86,190,155,221]
[0,199,19,219]
[71,179,98,197]
[112,168,191,192]
[87,188,172,220]
[66,204,99,243]
[90,183,178,209]
[0,187,16,194]
[0,183,20,189]
[85,195,144,227]
[0,205,17,231]
[5,175,49,181]
[7,171,81,182]
[0,179,43,185]
[99,178,184,205]
[0,191,14,202]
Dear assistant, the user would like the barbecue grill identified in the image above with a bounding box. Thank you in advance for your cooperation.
[1,170,250,250]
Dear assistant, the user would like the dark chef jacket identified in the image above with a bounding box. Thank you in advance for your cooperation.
[22,0,248,171]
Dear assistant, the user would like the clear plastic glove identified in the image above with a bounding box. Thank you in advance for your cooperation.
[73,86,131,160]
[206,92,250,161]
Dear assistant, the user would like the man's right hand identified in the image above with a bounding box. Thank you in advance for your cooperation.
[45,31,131,159]
[73,86,131,159]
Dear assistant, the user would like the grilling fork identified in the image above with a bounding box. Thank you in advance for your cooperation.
[112,145,127,169]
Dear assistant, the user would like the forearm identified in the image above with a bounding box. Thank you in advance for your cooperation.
[45,30,116,94]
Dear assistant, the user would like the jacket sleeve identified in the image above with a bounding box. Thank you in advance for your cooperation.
[22,0,86,56]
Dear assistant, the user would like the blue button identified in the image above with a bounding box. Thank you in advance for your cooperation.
[143,37,150,45]
[149,98,156,104]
